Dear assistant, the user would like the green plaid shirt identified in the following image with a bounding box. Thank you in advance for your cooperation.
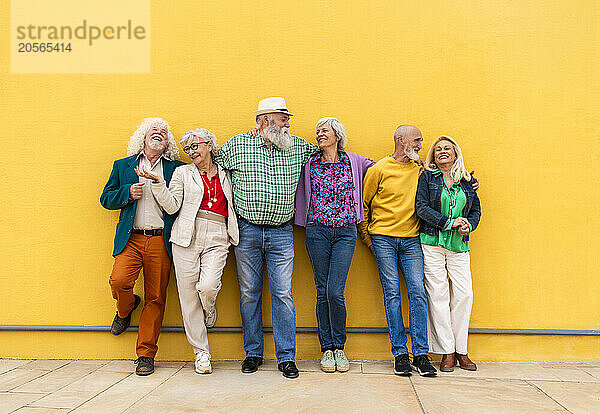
[215,132,318,225]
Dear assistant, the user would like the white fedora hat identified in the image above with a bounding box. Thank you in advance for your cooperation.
[253,97,294,116]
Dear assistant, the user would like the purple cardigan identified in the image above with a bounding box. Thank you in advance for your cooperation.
[294,151,376,227]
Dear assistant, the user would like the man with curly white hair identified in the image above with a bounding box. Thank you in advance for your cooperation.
[100,117,184,376]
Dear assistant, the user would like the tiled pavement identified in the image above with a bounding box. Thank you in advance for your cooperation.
[1,359,600,413]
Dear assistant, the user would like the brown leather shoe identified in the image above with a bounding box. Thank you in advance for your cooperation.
[440,353,455,372]
[455,353,477,371]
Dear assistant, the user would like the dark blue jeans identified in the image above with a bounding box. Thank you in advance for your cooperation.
[371,234,429,357]
[305,221,357,351]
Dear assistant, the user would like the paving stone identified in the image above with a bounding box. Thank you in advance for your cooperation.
[0,359,33,375]
[0,369,49,392]
[20,361,71,371]
[70,367,180,414]
[29,371,129,409]
[412,376,568,413]
[532,380,600,414]
[13,363,97,393]
[0,392,46,414]
[122,370,422,413]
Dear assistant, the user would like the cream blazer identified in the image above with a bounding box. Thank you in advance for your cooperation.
[151,163,239,247]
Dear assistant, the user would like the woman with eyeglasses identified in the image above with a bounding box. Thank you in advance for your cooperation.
[415,135,481,372]
[136,128,238,375]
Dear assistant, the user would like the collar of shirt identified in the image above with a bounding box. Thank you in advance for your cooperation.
[137,151,165,169]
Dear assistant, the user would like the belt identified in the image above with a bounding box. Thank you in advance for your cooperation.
[196,209,226,224]
[132,229,163,236]
[238,217,291,228]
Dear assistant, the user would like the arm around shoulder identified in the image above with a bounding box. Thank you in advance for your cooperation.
[466,189,481,231]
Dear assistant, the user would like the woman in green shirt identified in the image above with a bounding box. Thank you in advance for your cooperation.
[415,135,481,372]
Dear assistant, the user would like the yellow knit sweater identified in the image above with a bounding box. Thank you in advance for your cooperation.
[357,156,422,247]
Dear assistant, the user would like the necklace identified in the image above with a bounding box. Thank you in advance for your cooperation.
[200,172,218,208]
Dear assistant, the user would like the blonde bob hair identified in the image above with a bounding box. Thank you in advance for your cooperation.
[126,117,180,161]
[424,135,471,182]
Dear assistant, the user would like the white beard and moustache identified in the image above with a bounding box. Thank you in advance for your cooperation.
[264,123,292,151]
[147,133,167,151]
[404,145,420,161]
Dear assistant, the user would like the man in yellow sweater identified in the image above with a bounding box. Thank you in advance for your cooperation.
[358,125,437,377]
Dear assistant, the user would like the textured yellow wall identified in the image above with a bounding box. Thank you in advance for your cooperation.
[1,0,599,361]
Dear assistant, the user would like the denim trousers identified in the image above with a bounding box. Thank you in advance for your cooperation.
[233,219,296,363]
[371,234,429,357]
[305,221,357,351]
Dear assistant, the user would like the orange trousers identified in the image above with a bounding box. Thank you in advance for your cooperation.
[109,233,171,358]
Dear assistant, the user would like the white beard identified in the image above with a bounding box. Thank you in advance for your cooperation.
[264,124,292,151]
[148,140,165,151]
[404,146,420,161]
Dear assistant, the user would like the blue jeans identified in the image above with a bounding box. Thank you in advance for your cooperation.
[234,219,296,363]
[305,221,357,351]
[371,234,429,357]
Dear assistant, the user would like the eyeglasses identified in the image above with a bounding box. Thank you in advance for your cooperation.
[183,141,208,153]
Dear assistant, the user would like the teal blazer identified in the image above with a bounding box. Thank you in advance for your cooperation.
[100,155,185,258]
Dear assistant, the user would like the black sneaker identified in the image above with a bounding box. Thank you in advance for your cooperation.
[134,356,154,376]
[394,354,412,376]
[412,355,437,377]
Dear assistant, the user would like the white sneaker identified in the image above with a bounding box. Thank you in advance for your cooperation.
[195,351,212,374]
[204,307,217,328]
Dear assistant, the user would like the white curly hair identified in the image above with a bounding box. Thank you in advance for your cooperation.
[126,117,180,160]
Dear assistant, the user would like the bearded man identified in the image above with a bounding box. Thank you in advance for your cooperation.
[100,117,184,375]
[215,97,318,379]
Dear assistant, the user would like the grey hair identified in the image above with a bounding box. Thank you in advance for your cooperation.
[316,117,347,151]
[256,113,273,129]
[126,117,180,160]
[394,125,419,141]
[179,128,218,158]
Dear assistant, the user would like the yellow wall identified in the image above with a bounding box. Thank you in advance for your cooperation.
[1,0,599,361]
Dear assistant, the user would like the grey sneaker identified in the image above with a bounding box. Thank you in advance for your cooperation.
[134,356,154,376]
[320,350,335,373]
[195,351,212,374]
[334,349,349,372]
[204,307,217,328]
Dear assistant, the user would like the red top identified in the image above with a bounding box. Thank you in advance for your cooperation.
[199,174,228,217]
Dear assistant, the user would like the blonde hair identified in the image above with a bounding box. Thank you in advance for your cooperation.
[424,135,471,182]
[126,117,180,161]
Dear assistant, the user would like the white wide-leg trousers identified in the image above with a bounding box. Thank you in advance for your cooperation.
[422,244,473,354]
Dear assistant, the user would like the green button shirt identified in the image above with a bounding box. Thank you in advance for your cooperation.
[420,171,470,253]
[215,132,318,225]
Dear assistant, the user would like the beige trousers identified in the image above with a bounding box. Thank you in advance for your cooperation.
[422,244,473,354]
[172,216,230,355]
